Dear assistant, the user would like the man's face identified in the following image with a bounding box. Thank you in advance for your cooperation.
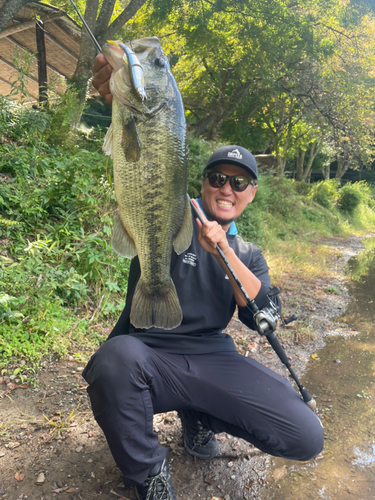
[200,164,258,230]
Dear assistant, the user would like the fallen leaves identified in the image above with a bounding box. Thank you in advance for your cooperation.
[14,470,24,481]
[51,486,77,493]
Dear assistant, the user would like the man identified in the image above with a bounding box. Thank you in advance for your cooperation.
[83,57,324,500]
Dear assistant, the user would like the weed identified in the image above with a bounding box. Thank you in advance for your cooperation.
[43,404,80,436]
[357,390,371,399]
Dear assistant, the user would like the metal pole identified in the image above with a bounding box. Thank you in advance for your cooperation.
[36,19,48,106]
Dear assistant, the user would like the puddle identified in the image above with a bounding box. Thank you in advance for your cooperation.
[261,237,375,500]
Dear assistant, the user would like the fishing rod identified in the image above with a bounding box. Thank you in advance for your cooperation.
[188,195,316,410]
[68,0,102,53]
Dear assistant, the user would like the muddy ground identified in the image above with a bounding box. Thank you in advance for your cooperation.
[0,235,366,500]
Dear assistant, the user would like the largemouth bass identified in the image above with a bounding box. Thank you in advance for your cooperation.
[102,37,192,330]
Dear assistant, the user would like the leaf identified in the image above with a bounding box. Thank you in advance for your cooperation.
[66,487,77,493]
[15,470,24,481]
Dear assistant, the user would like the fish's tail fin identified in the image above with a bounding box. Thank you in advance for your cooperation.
[130,279,182,330]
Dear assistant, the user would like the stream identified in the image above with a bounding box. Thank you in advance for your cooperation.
[261,237,375,500]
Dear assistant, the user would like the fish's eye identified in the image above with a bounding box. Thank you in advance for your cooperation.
[154,57,165,68]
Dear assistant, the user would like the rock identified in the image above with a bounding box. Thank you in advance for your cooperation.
[7,442,20,449]
[272,466,287,482]
[75,446,83,453]
[35,472,45,485]
[227,461,234,467]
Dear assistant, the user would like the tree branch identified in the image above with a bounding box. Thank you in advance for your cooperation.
[96,0,116,35]
[101,0,148,42]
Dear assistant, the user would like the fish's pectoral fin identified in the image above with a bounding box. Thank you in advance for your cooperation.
[173,195,193,255]
[130,279,182,330]
[103,123,113,158]
[122,118,141,162]
[111,214,137,258]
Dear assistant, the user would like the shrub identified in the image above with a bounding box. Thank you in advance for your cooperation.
[309,180,339,209]
[337,183,362,215]
[293,181,311,196]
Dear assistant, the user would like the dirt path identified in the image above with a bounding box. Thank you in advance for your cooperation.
[0,236,365,500]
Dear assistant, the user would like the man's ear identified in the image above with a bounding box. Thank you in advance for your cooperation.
[247,185,258,205]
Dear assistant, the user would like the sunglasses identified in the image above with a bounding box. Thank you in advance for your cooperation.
[204,171,256,192]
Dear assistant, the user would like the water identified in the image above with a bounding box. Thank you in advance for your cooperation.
[261,237,375,500]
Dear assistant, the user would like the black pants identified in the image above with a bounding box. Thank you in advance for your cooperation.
[82,335,324,486]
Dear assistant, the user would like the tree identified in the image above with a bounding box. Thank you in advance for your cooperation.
[125,0,317,140]
[0,0,31,35]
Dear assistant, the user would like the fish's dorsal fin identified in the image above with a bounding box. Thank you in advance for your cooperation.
[111,214,137,258]
[103,123,113,158]
[173,195,193,255]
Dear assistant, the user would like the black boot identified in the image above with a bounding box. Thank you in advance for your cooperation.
[178,410,220,460]
[135,459,176,500]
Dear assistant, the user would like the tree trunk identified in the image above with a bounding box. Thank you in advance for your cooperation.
[71,0,99,103]
[335,155,349,180]
[322,163,330,180]
[0,0,30,35]
[296,148,306,181]
[302,139,323,182]
[275,144,285,177]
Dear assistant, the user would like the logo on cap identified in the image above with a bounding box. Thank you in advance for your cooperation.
[227,149,243,160]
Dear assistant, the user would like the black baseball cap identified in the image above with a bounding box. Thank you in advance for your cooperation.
[204,145,258,180]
